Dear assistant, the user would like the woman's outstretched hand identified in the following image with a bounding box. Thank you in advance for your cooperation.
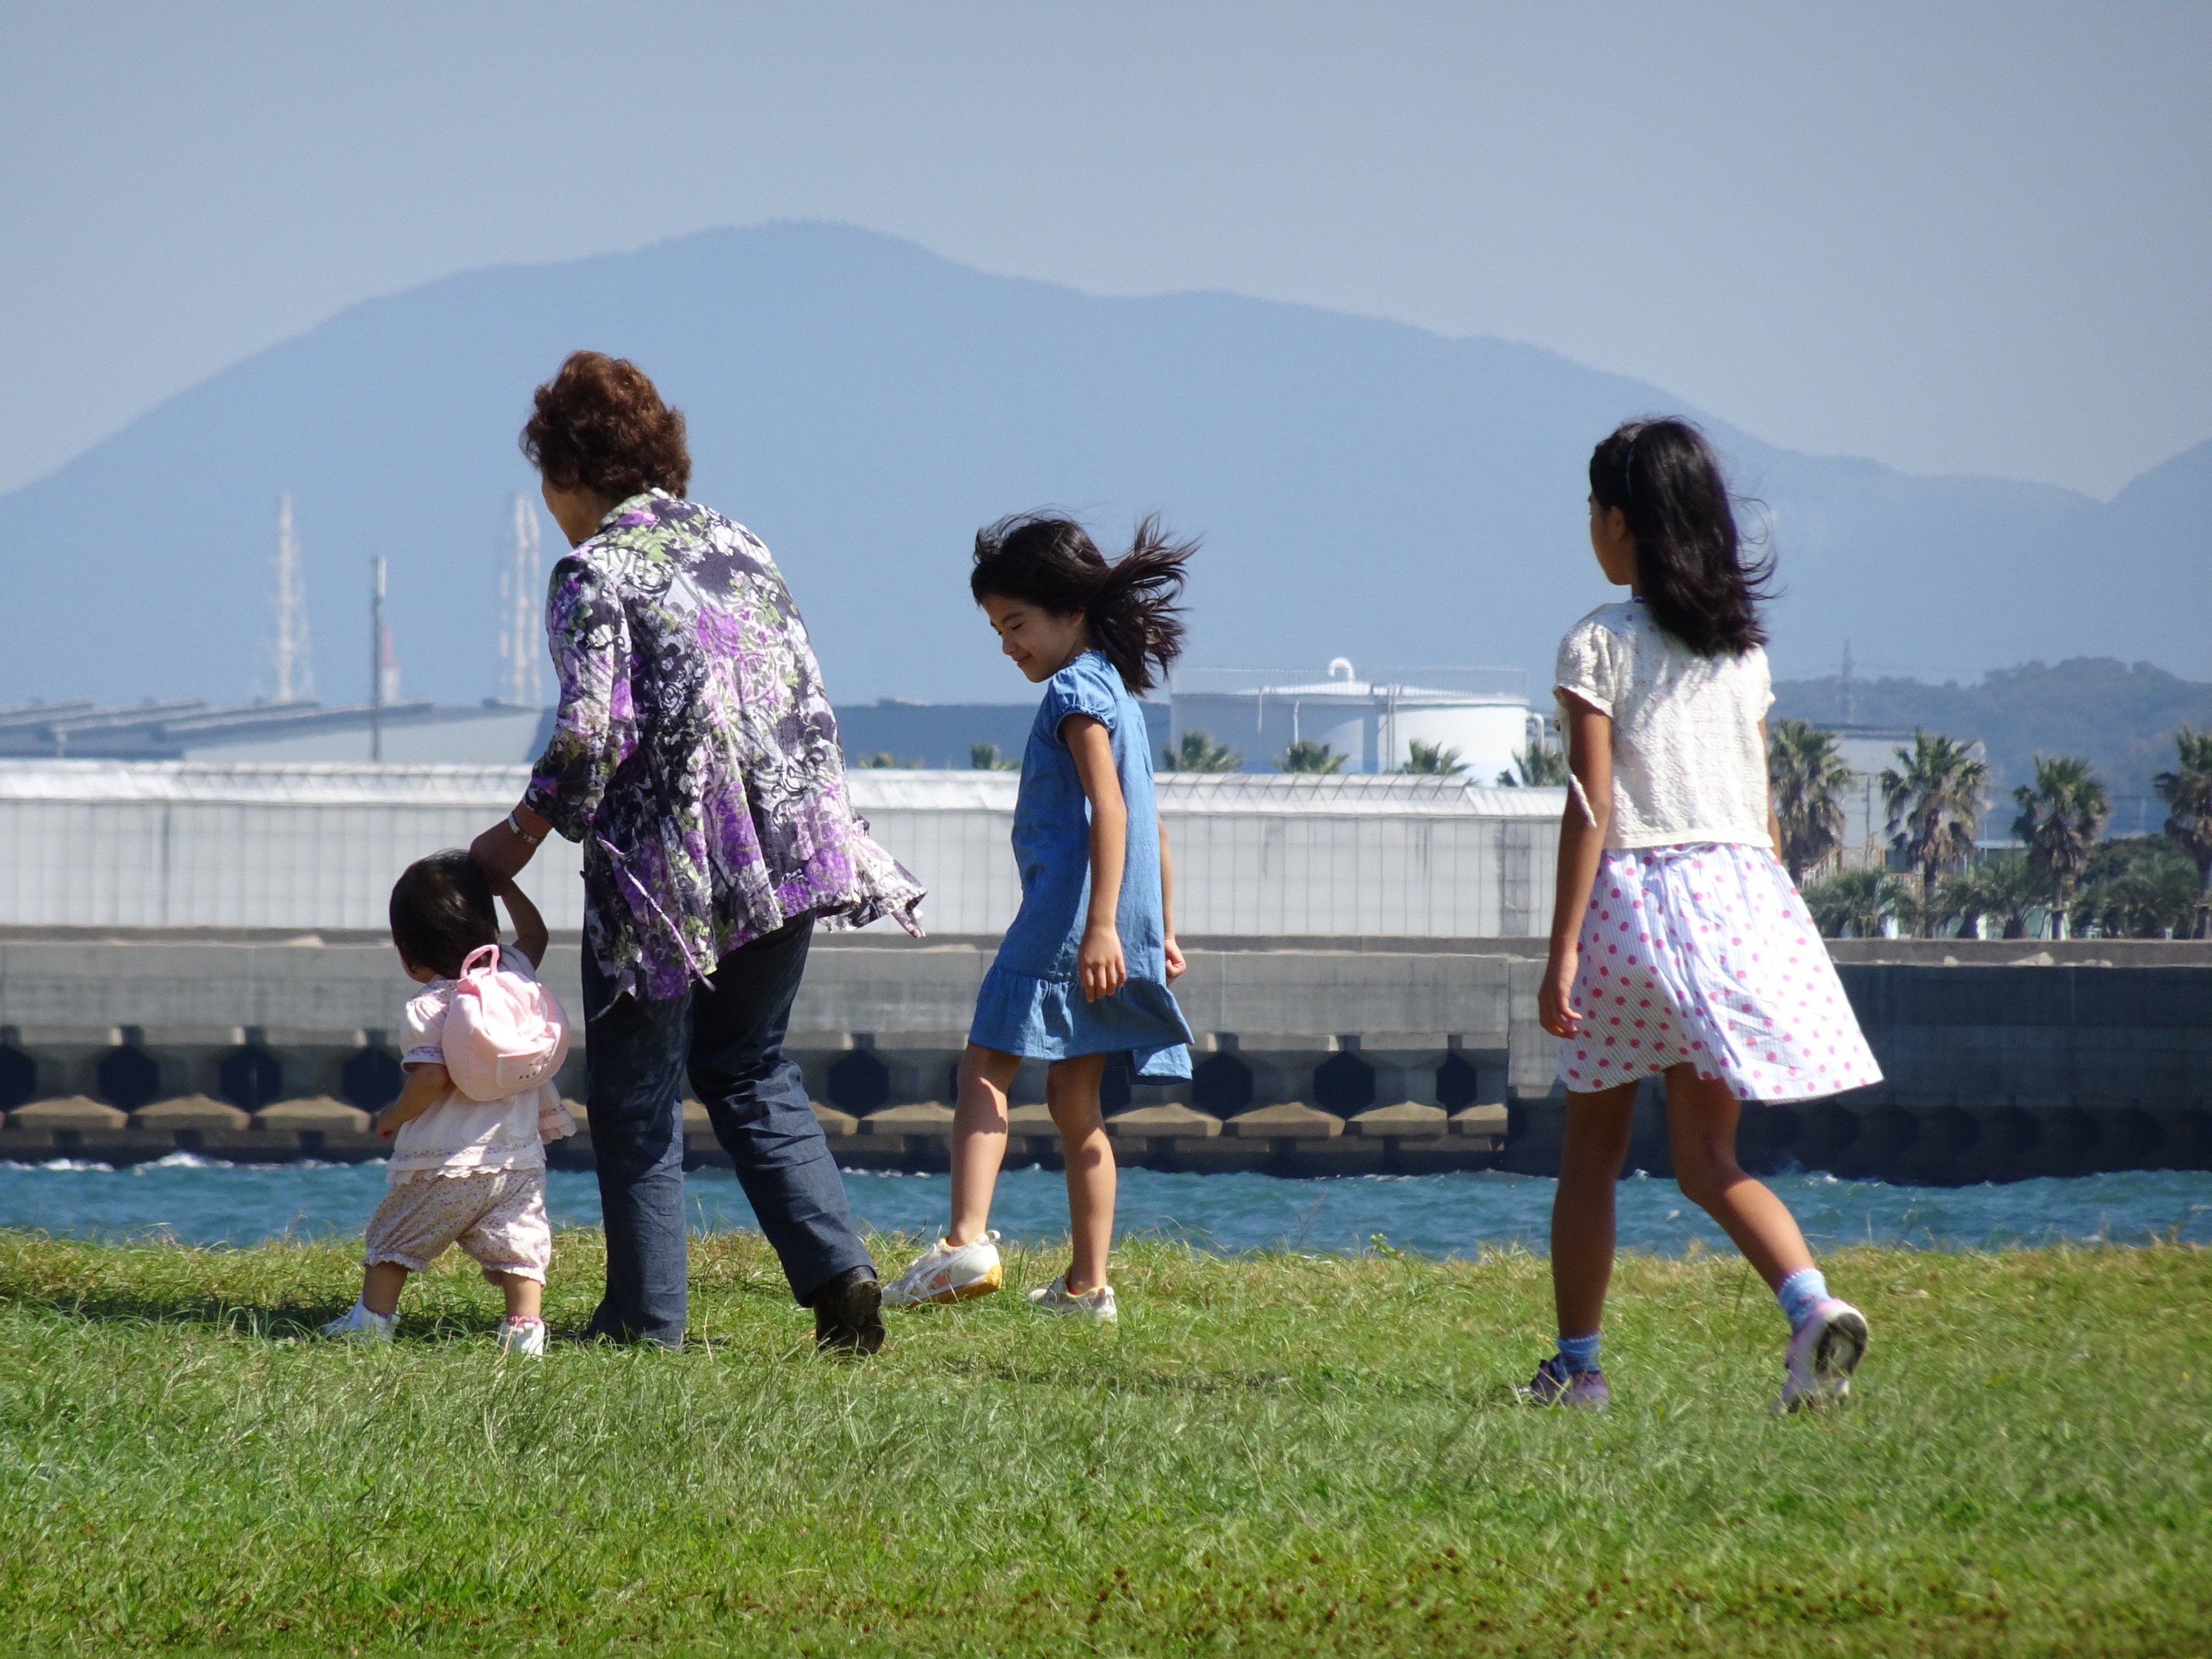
[1538,947,1584,1039]
[1078,920,1128,1003]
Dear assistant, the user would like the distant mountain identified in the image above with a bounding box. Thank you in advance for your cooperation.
[2,222,2206,710]
[1772,657,2212,830]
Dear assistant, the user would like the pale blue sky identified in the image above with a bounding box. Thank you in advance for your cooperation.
[2,2,2206,499]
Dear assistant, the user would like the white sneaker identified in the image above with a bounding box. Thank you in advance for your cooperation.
[497,1317,547,1359]
[882,1231,1004,1307]
[1026,1275,1117,1325]
[1777,1296,1868,1412]
[320,1300,397,1343]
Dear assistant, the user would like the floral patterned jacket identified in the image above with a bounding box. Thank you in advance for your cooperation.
[523,491,923,1005]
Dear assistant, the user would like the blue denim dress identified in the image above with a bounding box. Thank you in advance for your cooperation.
[967,651,1194,1078]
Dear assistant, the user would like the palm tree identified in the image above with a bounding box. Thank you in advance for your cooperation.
[1942,850,2045,939]
[2076,843,2199,938]
[1800,869,1908,939]
[1496,739,1571,787]
[1161,729,1241,773]
[2010,755,2110,939]
[1278,739,1346,775]
[2154,725,2212,939]
[1879,730,1988,933]
[1767,719,1853,883]
[969,741,1018,771]
[1402,740,1465,775]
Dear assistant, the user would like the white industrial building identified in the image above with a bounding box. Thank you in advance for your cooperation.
[1169,662,1532,780]
[0,762,1564,939]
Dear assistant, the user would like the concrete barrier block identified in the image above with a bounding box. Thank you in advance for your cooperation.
[1106,1103,1223,1141]
[680,1100,712,1134]
[254,1096,372,1132]
[1225,1102,1344,1139]
[810,1101,860,1138]
[132,1095,252,1132]
[863,1102,957,1137]
[1451,1103,1509,1138]
[12,1095,128,1130]
[1346,1102,1447,1139]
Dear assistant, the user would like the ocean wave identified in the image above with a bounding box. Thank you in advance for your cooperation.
[1,1158,120,1173]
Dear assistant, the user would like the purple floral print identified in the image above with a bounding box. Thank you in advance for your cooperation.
[523,491,923,1005]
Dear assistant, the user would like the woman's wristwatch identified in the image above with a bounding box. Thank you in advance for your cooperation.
[506,810,545,846]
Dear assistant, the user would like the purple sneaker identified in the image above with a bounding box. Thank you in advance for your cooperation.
[1777,1297,1868,1412]
[1522,1354,1610,1409]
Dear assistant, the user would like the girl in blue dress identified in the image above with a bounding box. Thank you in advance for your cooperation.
[884,514,1197,1323]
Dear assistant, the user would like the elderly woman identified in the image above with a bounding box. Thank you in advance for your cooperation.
[473,350,923,1353]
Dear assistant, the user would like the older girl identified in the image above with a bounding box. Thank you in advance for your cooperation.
[1530,419,1882,1412]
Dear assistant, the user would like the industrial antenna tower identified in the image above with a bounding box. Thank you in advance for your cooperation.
[270,495,313,702]
[496,495,545,705]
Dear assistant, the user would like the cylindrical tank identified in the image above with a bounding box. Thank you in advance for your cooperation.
[1170,661,1529,778]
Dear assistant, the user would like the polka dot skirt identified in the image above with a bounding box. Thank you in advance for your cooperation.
[1556,843,1883,1103]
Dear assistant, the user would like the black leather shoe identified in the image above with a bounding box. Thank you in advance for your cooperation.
[811,1266,886,1355]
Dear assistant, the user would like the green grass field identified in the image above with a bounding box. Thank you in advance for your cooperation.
[1,1229,2207,1656]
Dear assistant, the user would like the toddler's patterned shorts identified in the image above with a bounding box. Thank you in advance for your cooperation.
[363,1166,551,1283]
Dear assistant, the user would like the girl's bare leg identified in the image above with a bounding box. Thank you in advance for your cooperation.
[361,1261,409,1317]
[949,1044,1021,1247]
[1663,1065,1815,1290]
[1046,1053,1114,1294]
[490,1272,543,1322]
[1551,1082,1637,1338]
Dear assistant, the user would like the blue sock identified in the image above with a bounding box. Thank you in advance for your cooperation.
[1555,1332,1601,1375]
[1777,1267,1829,1332]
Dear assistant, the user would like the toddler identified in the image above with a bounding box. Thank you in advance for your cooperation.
[321,850,574,1356]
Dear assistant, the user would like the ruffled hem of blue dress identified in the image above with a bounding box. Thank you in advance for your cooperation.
[968,962,1194,1080]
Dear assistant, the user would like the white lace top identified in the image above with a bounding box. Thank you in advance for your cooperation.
[389,945,575,1181]
[1553,601,1773,851]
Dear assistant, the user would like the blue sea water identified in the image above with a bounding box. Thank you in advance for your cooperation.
[2,1156,2208,1257]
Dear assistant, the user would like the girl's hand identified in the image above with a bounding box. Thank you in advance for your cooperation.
[375,1106,401,1139]
[1163,934,1186,984]
[1538,947,1584,1039]
[1078,920,1127,1003]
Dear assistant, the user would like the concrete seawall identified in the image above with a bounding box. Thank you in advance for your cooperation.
[0,929,2204,1185]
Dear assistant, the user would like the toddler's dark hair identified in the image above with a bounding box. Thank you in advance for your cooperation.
[969,513,1195,694]
[389,850,498,979]
[1589,418,1773,657]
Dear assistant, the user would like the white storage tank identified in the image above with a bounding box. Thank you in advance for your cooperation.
[1170,661,1531,779]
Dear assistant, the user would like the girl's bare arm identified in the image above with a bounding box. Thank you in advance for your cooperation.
[1158,811,1185,982]
[1063,714,1129,1003]
[1539,695,1615,1040]
[493,874,550,968]
[377,1061,451,1138]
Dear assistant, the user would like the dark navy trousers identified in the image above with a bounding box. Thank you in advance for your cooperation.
[581,916,873,1346]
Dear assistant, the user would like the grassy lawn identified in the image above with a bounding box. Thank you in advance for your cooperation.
[0,1229,2207,1655]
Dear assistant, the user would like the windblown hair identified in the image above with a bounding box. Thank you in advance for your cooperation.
[1589,418,1772,657]
[389,849,498,980]
[520,350,691,501]
[969,513,1196,694]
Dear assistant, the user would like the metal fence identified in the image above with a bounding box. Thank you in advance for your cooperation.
[0,762,1566,938]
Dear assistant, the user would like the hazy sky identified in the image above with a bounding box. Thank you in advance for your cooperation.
[3,2,2207,500]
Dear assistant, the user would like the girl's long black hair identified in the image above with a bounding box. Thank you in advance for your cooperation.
[969,513,1196,694]
[1589,418,1773,657]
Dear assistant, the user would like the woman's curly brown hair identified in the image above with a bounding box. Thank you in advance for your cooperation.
[520,351,690,501]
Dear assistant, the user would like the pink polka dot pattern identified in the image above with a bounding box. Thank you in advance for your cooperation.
[1555,843,1883,1104]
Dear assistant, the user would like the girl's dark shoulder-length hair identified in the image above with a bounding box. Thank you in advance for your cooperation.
[389,849,498,979]
[520,350,691,502]
[969,512,1197,694]
[1589,417,1773,657]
